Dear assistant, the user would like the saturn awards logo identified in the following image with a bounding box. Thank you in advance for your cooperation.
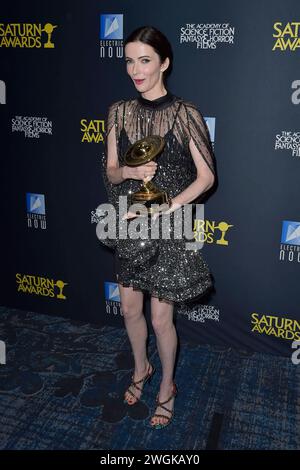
[193,218,233,246]
[273,22,300,51]
[80,118,105,143]
[0,23,58,48]
[16,274,68,300]
[251,313,300,341]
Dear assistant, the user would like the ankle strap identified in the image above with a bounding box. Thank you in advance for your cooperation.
[157,383,177,406]
[132,363,152,385]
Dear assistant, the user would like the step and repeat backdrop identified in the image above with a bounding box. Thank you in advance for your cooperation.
[1,0,299,356]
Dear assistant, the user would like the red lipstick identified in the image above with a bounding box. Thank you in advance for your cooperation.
[134,79,145,85]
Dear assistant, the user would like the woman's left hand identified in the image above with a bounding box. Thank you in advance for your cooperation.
[151,199,181,221]
[121,210,147,220]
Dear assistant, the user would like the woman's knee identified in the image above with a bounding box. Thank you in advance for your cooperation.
[151,313,173,335]
[121,302,143,320]
[119,285,143,320]
[151,297,174,334]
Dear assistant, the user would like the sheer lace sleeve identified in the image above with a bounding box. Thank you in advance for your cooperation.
[106,100,124,142]
[183,102,216,177]
[100,100,124,205]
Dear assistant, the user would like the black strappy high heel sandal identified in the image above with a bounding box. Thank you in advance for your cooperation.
[150,382,178,429]
[123,362,155,405]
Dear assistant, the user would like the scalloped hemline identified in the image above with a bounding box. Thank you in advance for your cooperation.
[116,276,213,305]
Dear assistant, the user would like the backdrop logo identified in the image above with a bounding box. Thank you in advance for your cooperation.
[177,304,220,323]
[80,118,105,143]
[279,220,300,263]
[16,274,68,299]
[99,14,123,58]
[275,130,300,157]
[26,193,46,229]
[12,116,52,138]
[251,313,300,341]
[104,282,123,316]
[205,117,216,147]
[193,219,233,245]
[0,80,6,104]
[0,23,58,48]
[0,340,6,365]
[179,23,235,49]
[273,22,300,51]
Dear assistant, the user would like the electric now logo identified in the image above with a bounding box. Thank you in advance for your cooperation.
[104,282,120,302]
[26,192,47,229]
[0,340,6,364]
[100,14,123,40]
[99,14,123,59]
[281,220,300,245]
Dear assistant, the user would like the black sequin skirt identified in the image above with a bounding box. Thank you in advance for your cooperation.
[113,212,214,304]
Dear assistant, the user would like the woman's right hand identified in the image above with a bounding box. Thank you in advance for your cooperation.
[124,161,158,182]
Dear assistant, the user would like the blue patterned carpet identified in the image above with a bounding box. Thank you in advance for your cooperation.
[0,305,299,450]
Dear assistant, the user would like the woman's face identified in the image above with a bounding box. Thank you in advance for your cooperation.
[125,41,169,94]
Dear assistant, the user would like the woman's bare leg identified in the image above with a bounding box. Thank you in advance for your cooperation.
[150,296,177,426]
[119,284,152,404]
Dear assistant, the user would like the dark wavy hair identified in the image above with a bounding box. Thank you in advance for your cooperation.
[124,26,173,86]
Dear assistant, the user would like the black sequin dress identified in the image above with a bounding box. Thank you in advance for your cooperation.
[99,90,216,305]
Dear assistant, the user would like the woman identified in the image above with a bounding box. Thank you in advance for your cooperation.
[100,26,216,429]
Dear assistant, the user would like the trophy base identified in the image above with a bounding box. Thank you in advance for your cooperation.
[129,181,171,215]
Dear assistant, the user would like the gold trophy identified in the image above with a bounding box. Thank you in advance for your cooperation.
[124,136,171,214]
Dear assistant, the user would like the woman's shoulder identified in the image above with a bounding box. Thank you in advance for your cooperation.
[175,96,206,124]
[175,95,200,111]
[107,98,125,111]
[107,97,137,113]
[107,96,202,116]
